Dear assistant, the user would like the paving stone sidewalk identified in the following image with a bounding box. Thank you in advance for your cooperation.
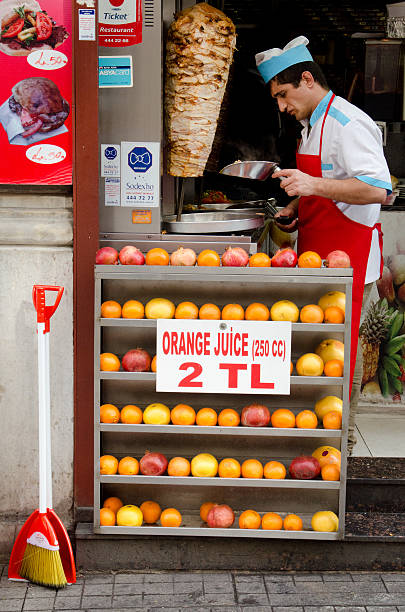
[1,564,405,612]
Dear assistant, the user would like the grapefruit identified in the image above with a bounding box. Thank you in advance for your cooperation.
[314,396,343,420]
[145,298,175,319]
[270,300,299,322]
[315,339,344,363]
[116,505,143,527]
[311,511,339,532]
[318,291,346,315]
[143,402,171,425]
[191,453,218,477]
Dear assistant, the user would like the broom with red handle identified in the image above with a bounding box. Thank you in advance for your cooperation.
[8,285,76,588]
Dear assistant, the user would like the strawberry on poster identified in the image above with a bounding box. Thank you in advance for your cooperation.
[156,320,292,395]
[0,0,72,184]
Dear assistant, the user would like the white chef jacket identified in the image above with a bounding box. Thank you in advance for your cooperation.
[298,90,392,283]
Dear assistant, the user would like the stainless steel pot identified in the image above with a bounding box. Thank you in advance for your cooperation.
[162,211,265,234]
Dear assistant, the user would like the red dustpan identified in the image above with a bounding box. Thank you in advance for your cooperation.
[9,285,76,586]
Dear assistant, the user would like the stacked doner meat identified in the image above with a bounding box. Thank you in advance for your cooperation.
[165,2,236,177]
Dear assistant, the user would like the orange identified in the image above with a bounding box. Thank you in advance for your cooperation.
[160,508,182,527]
[197,249,220,266]
[100,352,120,371]
[262,512,283,530]
[296,410,318,429]
[103,496,123,514]
[145,247,169,266]
[140,501,162,523]
[196,408,218,426]
[171,404,196,425]
[100,403,120,423]
[221,303,245,320]
[167,456,191,477]
[284,514,303,531]
[218,408,240,427]
[151,356,157,372]
[324,306,345,324]
[245,302,270,321]
[300,304,324,324]
[200,502,217,522]
[264,461,286,480]
[298,251,322,268]
[120,404,143,424]
[118,456,139,475]
[323,410,342,430]
[290,361,294,375]
[175,301,199,319]
[218,458,241,478]
[321,464,340,481]
[100,507,116,526]
[249,252,271,267]
[239,509,261,529]
[199,303,221,320]
[100,455,118,475]
[122,300,144,319]
[101,300,121,318]
[324,359,344,377]
[271,408,296,428]
[241,459,263,479]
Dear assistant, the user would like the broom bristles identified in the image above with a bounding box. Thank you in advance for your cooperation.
[19,543,67,589]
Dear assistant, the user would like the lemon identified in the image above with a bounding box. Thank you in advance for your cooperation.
[318,291,346,315]
[311,511,339,532]
[270,300,299,322]
[315,396,343,420]
[145,298,175,319]
[143,402,171,425]
[116,505,143,527]
[191,453,218,477]
[296,353,324,376]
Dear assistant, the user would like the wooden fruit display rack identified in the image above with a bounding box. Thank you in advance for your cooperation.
[94,263,352,540]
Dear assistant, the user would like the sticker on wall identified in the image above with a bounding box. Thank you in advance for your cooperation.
[98,0,142,48]
[99,56,133,88]
[79,8,96,40]
[121,141,160,208]
[101,144,120,176]
[105,177,121,206]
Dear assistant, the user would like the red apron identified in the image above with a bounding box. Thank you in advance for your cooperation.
[296,93,383,394]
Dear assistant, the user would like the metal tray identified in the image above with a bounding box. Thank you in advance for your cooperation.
[162,211,265,234]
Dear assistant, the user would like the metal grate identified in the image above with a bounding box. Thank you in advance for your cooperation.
[144,0,155,27]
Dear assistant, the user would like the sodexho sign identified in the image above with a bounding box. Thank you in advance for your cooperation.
[156,320,292,394]
[128,146,152,173]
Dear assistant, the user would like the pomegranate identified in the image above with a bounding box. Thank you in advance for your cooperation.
[241,404,270,427]
[122,349,151,372]
[325,250,351,268]
[119,245,145,265]
[96,246,119,265]
[170,247,197,266]
[398,282,405,303]
[139,452,168,476]
[271,248,298,267]
[221,247,249,267]
[377,266,395,303]
[289,456,321,480]
[206,504,235,528]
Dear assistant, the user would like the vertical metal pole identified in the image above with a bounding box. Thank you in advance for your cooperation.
[37,323,47,514]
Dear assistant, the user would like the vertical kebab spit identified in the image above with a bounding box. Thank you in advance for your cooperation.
[165,2,236,177]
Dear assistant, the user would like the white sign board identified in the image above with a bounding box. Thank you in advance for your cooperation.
[156,320,291,395]
[104,177,120,207]
[121,141,160,207]
[101,144,120,177]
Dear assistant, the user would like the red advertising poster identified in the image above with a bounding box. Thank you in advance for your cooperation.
[0,0,72,184]
[98,0,142,48]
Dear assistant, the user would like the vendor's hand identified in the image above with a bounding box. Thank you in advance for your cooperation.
[274,205,298,233]
[273,168,316,197]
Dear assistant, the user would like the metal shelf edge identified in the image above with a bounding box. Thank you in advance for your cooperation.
[95,525,339,539]
[98,423,342,437]
[99,475,340,489]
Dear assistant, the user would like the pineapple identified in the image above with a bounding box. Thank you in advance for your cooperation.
[359,299,395,385]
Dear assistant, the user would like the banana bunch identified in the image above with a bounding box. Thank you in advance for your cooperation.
[378,309,405,397]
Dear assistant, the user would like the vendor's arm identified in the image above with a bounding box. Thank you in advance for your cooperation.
[272,170,387,204]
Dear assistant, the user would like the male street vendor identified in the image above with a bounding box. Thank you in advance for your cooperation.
[255,36,392,453]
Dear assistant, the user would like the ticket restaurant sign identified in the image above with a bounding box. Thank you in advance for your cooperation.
[156,320,291,395]
[0,0,72,184]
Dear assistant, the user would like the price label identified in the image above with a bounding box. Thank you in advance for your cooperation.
[156,320,291,395]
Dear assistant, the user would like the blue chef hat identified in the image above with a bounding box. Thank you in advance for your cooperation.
[255,36,313,84]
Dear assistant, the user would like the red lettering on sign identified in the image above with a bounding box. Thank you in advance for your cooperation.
[178,362,203,387]
[162,331,170,355]
[171,332,178,355]
[251,363,275,389]
[219,363,247,388]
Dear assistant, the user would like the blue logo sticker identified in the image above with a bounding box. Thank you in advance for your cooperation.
[128,146,152,173]
[105,146,117,160]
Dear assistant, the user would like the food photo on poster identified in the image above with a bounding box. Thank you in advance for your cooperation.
[0,0,72,184]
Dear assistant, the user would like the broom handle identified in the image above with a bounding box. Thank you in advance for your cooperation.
[38,322,48,514]
[33,286,64,514]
